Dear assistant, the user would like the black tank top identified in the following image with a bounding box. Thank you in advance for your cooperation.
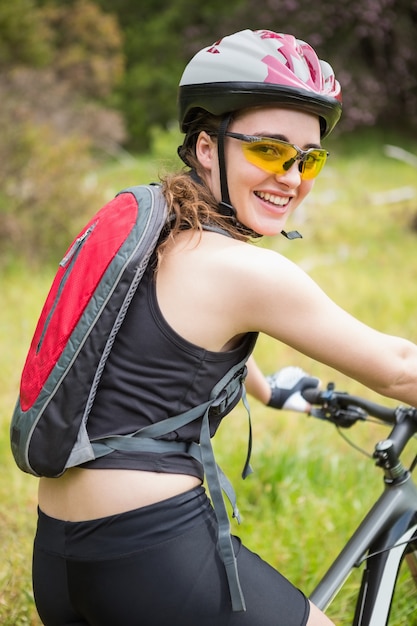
[84,257,256,478]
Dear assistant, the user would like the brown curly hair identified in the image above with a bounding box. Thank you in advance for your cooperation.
[157,109,250,264]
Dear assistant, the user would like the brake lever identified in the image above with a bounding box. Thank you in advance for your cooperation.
[309,406,367,428]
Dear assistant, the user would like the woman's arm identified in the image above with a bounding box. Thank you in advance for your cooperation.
[244,356,272,404]
[229,244,417,408]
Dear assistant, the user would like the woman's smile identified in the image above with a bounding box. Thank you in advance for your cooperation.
[254,190,292,211]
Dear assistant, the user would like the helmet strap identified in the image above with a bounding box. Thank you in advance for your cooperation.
[217,117,261,238]
[217,114,235,218]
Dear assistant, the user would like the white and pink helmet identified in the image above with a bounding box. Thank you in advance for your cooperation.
[179,29,342,138]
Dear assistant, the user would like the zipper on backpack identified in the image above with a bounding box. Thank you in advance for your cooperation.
[36,223,97,353]
[59,224,96,267]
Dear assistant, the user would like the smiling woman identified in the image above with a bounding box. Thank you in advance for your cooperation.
[28,29,343,626]
[16,27,417,626]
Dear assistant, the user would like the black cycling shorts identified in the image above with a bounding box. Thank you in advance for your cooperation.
[33,486,309,626]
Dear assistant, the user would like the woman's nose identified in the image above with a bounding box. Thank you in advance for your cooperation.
[274,160,302,186]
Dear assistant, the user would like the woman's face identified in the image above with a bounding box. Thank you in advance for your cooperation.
[197,107,322,237]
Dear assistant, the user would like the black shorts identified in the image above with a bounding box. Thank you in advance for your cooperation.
[33,486,309,626]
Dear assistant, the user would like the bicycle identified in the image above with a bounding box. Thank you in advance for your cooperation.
[299,383,417,625]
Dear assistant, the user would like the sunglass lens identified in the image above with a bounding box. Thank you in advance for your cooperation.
[238,137,327,180]
[300,151,327,180]
[242,141,296,175]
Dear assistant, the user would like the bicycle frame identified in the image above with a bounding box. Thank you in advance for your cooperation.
[303,386,417,625]
[353,513,417,625]
[310,470,417,624]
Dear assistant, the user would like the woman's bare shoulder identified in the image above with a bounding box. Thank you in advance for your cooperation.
[208,236,306,291]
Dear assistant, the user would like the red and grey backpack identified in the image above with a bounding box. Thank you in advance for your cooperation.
[10,182,256,612]
[11,184,168,477]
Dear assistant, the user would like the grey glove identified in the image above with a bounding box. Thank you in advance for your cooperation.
[266,366,320,412]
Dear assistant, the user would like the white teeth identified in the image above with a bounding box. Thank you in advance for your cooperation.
[256,191,288,206]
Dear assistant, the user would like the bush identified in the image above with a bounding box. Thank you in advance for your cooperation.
[0,116,105,266]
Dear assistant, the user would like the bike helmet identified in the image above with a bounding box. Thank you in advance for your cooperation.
[179,29,342,138]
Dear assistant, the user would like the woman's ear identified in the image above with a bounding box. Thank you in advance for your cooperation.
[195,131,217,171]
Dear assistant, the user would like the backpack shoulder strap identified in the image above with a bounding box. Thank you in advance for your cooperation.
[65,184,168,470]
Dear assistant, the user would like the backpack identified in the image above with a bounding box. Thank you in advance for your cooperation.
[10,182,256,611]
[11,184,168,477]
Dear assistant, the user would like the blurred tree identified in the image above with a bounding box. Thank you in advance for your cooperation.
[0,0,126,266]
[0,114,102,265]
[0,0,52,67]
[95,0,246,150]
[42,0,124,99]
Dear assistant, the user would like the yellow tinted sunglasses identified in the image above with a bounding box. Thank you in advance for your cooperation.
[225,132,329,180]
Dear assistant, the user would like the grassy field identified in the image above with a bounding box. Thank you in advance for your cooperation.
[1,127,417,624]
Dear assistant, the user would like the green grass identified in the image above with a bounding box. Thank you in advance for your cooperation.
[0,270,50,625]
[1,128,417,624]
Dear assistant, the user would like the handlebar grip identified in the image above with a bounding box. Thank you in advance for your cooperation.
[301,388,323,404]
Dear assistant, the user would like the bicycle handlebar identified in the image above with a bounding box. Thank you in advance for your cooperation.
[302,386,400,424]
[302,383,417,434]
[302,384,417,467]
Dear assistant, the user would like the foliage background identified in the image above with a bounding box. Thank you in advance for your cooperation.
[0,0,416,265]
